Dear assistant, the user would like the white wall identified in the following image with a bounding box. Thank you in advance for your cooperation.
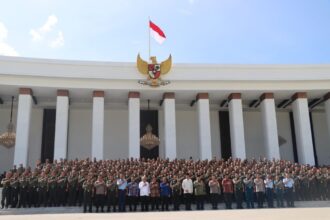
[104,109,129,159]
[210,111,221,159]
[242,111,294,161]
[276,112,294,161]
[312,112,330,165]
[176,110,199,159]
[243,111,265,159]
[27,108,43,168]
[68,108,92,160]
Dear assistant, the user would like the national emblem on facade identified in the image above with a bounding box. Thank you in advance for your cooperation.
[136,54,172,87]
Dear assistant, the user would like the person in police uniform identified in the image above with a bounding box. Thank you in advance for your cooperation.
[1,172,12,209]
[83,174,94,213]
[18,171,30,208]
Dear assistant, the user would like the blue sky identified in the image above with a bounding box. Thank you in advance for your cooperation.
[0,0,329,64]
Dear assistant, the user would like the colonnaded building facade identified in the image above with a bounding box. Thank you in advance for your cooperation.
[0,55,330,173]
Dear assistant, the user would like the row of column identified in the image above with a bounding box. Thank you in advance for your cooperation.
[13,88,329,166]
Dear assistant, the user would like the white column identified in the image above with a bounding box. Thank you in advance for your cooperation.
[128,92,140,158]
[163,93,177,160]
[91,91,104,161]
[260,93,280,160]
[196,93,212,160]
[228,93,246,159]
[54,90,69,160]
[14,88,33,166]
[291,92,315,165]
[325,93,330,144]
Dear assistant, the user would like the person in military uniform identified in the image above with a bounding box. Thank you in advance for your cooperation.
[1,172,12,209]
[83,174,94,213]
[18,171,30,208]
[57,171,68,206]
[37,172,48,207]
[326,170,330,200]
[170,175,181,211]
[10,172,20,208]
[67,170,78,206]
[233,173,244,209]
[48,170,57,207]
[106,175,118,212]
[77,171,86,206]
[194,176,206,210]
[243,173,254,208]
[28,171,38,207]
[299,172,309,201]
[316,170,327,200]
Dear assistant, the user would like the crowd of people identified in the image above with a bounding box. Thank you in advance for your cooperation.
[1,157,330,213]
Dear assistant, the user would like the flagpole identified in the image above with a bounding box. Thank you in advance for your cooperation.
[148,16,151,62]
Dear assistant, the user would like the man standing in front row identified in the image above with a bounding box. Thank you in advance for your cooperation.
[117,174,127,212]
[283,173,295,207]
[182,174,193,210]
[139,176,150,211]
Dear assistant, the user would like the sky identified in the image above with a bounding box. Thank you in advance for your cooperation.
[0,0,329,64]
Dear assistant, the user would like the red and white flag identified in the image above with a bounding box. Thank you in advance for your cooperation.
[149,20,166,44]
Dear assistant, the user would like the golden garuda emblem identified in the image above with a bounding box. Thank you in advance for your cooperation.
[137,54,172,87]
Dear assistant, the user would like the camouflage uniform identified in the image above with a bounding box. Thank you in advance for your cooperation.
[18,174,29,208]
[83,179,94,213]
[1,177,11,208]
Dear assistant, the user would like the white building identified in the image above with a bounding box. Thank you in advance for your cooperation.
[0,56,330,173]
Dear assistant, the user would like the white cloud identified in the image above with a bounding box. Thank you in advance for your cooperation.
[50,31,64,48]
[29,29,42,41]
[29,15,58,42]
[0,22,19,56]
[0,22,8,41]
[0,42,19,56]
[40,15,58,33]
[30,15,64,49]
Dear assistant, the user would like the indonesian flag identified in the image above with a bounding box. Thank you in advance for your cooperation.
[149,20,166,44]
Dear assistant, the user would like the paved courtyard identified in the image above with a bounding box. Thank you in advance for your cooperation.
[0,207,329,220]
[1,200,330,215]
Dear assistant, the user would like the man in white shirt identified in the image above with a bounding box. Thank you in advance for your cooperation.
[283,173,295,207]
[182,174,193,210]
[139,176,150,211]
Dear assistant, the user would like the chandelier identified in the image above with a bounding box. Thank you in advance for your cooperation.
[140,99,160,150]
[140,124,160,150]
[0,96,16,148]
